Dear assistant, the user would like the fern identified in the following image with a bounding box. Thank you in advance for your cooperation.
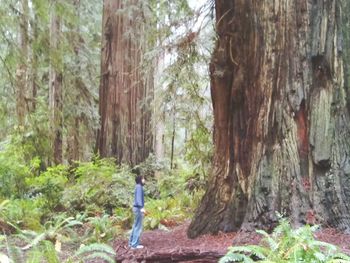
[42,240,60,263]
[74,243,115,257]
[82,252,116,263]
[220,215,350,263]
[228,245,268,260]
[219,251,255,263]
[72,243,116,262]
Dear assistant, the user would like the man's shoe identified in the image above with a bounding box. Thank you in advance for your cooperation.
[131,245,144,249]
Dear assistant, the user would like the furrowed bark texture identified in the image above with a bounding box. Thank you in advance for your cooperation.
[97,0,153,165]
[188,0,350,238]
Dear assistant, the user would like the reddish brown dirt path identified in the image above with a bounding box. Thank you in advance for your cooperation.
[114,222,350,263]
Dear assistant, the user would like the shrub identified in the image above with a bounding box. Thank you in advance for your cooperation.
[1,198,45,231]
[220,216,350,263]
[25,165,68,211]
[62,159,134,215]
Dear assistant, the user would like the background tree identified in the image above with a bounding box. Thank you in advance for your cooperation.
[49,0,63,164]
[16,0,29,127]
[97,0,153,165]
[0,0,101,165]
[188,0,350,238]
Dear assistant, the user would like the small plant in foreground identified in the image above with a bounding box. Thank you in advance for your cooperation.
[220,217,350,263]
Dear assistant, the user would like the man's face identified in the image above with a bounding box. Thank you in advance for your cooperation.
[141,178,145,185]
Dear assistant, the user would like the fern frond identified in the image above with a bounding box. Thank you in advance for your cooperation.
[228,245,268,259]
[26,248,43,263]
[328,260,350,263]
[42,240,60,263]
[219,252,254,263]
[74,243,115,257]
[22,232,46,250]
[313,251,326,261]
[311,240,337,251]
[256,230,278,251]
[329,252,350,261]
[81,252,116,263]
[7,242,23,263]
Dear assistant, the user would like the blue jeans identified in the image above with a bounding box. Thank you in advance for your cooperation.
[129,207,143,247]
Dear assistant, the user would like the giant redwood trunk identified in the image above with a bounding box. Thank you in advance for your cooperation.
[96,0,153,165]
[188,0,350,238]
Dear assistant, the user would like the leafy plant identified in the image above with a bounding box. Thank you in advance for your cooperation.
[62,159,134,215]
[220,217,350,263]
[72,243,116,263]
[21,213,82,251]
[84,214,118,243]
[25,165,68,210]
[1,198,45,231]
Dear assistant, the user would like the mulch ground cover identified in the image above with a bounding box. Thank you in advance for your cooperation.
[114,221,350,263]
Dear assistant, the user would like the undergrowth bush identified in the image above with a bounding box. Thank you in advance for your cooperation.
[1,198,45,231]
[62,159,134,215]
[26,165,68,211]
[220,216,350,263]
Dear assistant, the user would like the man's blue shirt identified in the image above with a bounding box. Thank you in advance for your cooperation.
[133,184,144,208]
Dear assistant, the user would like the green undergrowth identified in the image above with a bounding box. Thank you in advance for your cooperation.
[0,140,205,261]
[220,216,350,263]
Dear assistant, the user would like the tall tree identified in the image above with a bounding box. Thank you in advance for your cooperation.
[97,0,153,165]
[188,0,350,238]
[49,0,63,164]
[16,0,29,127]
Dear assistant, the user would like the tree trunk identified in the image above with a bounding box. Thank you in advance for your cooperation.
[49,0,63,165]
[16,0,29,127]
[170,107,176,170]
[30,11,38,113]
[96,0,153,165]
[66,0,82,164]
[188,0,350,238]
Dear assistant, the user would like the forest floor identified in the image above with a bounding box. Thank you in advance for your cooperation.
[114,221,350,263]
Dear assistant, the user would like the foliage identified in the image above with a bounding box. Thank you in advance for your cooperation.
[62,158,134,215]
[0,138,32,198]
[26,165,68,210]
[138,163,204,230]
[0,0,102,162]
[21,213,82,251]
[72,243,116,263]
[1,198,45,231]
[220,217,350,263]
[83,214,118,243]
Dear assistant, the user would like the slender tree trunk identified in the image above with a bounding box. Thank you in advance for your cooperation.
[96,0,153,165]
[49,0,63,164]
[170,107,176,170]
[16,0,29,127]
[188,0,350,238]
[67,0,81,163]
[30,11,38,112]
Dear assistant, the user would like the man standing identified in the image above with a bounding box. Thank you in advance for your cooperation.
[129,170,146,249]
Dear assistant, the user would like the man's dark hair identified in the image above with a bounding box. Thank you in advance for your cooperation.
[131,167,140,176]
[135,175,143,184]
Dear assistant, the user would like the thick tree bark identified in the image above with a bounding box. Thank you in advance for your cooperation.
[188,0,350,238]
[49,0,63,165]
[96,0,153,165]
